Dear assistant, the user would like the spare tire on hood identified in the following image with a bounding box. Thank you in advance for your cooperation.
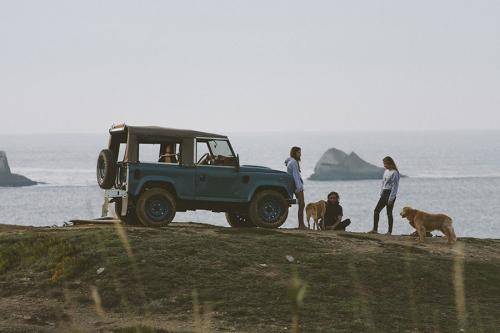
[96,149,117,189]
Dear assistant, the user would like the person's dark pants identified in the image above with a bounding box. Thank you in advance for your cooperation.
[296,191,305,229]
[333,219,351,231]
[373,190,395,233]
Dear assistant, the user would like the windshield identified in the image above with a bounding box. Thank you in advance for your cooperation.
[208,140,234,157]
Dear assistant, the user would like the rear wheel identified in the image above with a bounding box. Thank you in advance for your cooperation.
[249,190,289,228]
[225,211,256,228]
[136,188,176,227]
[114,198,140,225]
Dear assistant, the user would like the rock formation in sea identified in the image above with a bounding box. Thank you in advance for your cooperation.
[309,148,399,181]
[0,151,37,187]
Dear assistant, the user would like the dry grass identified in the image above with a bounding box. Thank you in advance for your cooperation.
[0,223,499,332]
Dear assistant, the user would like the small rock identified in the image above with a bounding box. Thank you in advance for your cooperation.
[259,264,268,267]
[96,267,105,275]
[285,255,295,263]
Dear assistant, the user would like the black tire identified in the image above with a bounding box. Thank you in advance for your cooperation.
[136,188,176,227]
[114,199,140,225]
[249,190,289,228]
[97,149,116,189]
[225,211,256,228]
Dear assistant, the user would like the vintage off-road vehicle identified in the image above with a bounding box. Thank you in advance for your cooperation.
[97,124,296,228]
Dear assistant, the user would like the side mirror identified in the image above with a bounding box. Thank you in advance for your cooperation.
[236,154,240,172]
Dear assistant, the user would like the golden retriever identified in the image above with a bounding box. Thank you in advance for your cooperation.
[305,200,327,230]
[400,206,457,244]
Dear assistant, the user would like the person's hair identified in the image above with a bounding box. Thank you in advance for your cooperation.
[327,191,340,201]
[290,146,301,161]
[383,156,398,171]
[290,146,302,171]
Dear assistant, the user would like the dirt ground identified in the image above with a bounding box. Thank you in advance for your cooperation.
[1,222,499,333]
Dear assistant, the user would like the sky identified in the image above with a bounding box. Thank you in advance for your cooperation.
[0,0,499,134]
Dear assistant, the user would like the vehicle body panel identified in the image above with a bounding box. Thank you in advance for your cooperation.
[127,163,196,200]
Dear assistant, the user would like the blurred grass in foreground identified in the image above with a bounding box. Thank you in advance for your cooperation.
[0,224,499,332]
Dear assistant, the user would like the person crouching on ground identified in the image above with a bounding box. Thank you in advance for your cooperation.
[285,146,306,230]
[323,192,351,231]
[369,156,400,235]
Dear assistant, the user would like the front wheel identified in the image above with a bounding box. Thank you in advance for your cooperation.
[225,212,256,228]
[249,190,289,228]
[136,188,176,227]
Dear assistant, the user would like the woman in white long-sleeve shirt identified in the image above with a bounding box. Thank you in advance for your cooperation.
[285,146,306,229]
[369,156,400,235]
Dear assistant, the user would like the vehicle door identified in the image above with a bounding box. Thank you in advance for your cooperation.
[195,139,243,202]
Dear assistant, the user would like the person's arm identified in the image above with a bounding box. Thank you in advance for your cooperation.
[389,171,400,204]
[291,160,304,193]
[380,172,385,196]
[331,216,343,230]
[331,206,343,229]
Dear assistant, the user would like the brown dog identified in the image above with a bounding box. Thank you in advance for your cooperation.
[400,206,457,244]
[305,200,327,230]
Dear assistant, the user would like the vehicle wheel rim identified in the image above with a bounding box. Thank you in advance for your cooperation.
[257,196,283,224]
[145,195,171,222]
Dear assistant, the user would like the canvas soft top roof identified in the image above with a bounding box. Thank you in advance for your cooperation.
[110,124,227,140]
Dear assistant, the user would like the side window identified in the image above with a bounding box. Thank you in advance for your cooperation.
[117,143,127,162]
[208,140,234,157]
[196,141,211,164]
[138,144,161,163]
[159,143,181,164]
[197,139,237,167]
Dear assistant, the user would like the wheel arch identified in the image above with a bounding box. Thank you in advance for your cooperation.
[137,180,178,198]
[250,185,289,201]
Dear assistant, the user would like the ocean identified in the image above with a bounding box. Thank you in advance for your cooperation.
[1,131,499,238]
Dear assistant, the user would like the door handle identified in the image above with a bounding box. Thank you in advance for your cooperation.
[199,174,207,182]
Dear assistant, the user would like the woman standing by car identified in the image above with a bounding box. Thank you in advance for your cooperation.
[285,147,306,230]
[369,156,400,235]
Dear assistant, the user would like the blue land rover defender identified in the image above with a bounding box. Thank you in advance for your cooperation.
[97,124,296,228]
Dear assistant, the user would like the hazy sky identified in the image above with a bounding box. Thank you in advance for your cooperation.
[1,0,499,134]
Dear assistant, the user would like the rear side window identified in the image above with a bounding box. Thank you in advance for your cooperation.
[117,143,127,162]
[138,144,161,163]
[138,143,181,164]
